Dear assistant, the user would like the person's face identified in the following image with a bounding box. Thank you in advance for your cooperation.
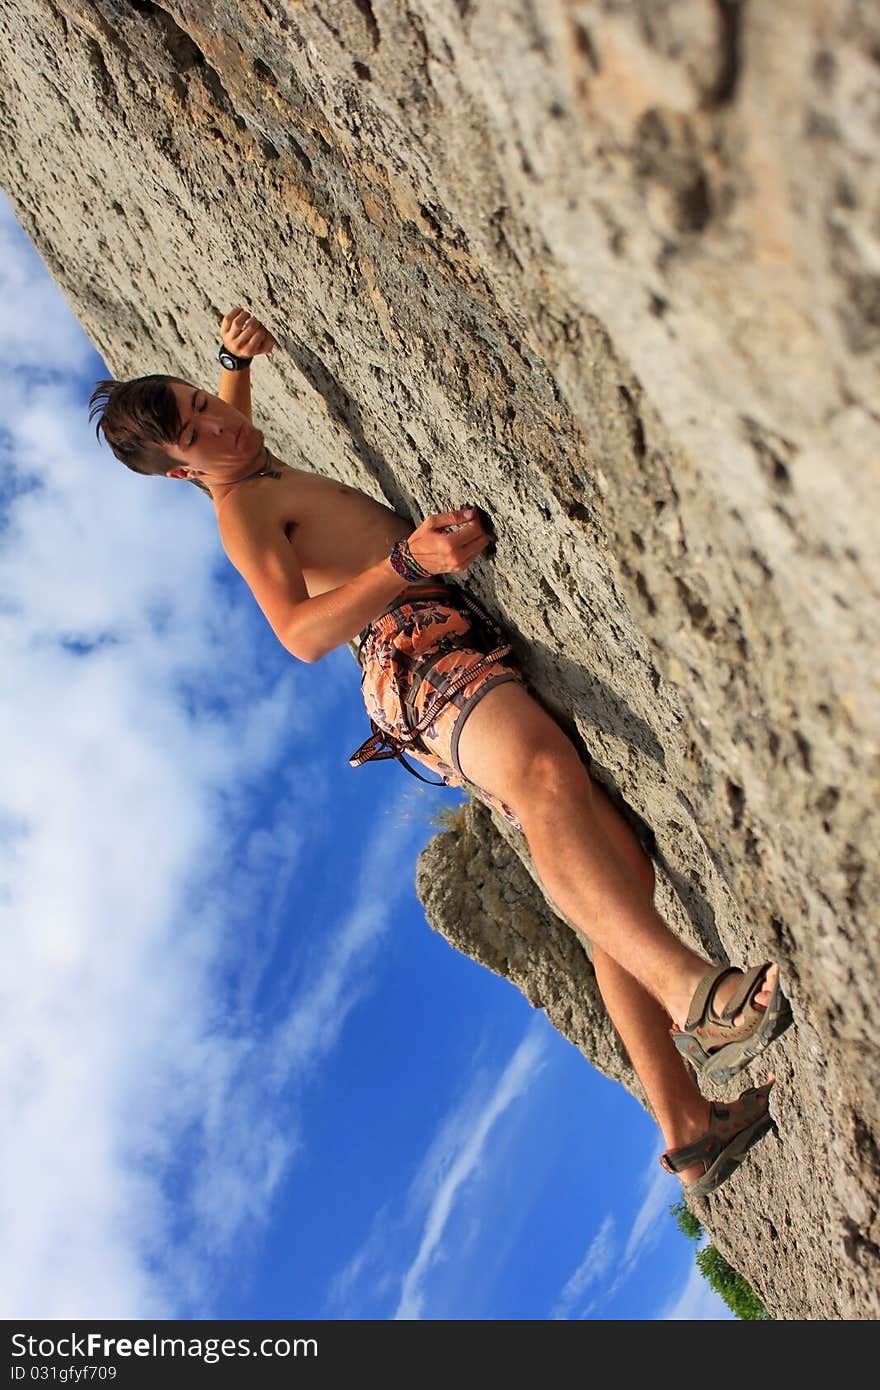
[163,382,265,484]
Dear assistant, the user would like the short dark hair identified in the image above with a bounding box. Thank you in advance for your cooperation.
[88,374,210,495]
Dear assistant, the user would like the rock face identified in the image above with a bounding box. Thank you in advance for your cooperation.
[2,0,878,1318]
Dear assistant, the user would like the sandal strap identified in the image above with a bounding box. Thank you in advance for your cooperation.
[660,1103,728,1173]
[659,1088,767,1175]
[718,962,771,1021]
[685,964,739,1030]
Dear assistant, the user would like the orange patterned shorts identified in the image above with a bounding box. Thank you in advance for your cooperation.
[349,582,525,829]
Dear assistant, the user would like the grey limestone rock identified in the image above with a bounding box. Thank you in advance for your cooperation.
[1,0,877,1317]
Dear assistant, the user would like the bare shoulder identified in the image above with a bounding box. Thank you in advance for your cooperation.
[215,484,281,556]
[214,487,308,645]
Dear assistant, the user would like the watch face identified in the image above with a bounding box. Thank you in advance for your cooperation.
[219,350,236,369]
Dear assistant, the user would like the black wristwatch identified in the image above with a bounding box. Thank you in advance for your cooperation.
[218,345,253,372]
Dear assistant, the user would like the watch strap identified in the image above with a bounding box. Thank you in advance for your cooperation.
[218,345,253,371]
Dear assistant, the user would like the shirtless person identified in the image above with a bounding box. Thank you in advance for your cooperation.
[89,306,793,1198]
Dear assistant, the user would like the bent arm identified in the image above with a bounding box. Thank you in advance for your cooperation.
[220,510,407,662]
[287,558,409,662]
[221,507,491,663]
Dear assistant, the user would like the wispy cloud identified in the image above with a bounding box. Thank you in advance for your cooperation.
[393,1022,547,1319]
[266,819,418,1088]
[564,1135,681,1317]
[179,807,422,1259]
[658,1257,733,1320]
[324,1199,401,1316]
[551,1212,616,1319]
[326,1018,549,1319]
[621,1144,679,1272]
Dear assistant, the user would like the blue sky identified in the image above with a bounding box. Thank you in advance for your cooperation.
[0,192,730,1320]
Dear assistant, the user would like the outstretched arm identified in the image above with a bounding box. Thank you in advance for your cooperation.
[216,306,276,422]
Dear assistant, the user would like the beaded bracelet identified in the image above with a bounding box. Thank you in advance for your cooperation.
[390,538,433,584]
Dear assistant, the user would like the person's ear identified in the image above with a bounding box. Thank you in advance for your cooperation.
[166,466,189,480]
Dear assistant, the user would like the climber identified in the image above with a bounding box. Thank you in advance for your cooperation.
[89,306,793,1198]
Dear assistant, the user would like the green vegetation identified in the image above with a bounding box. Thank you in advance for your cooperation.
[671,1201,773,1320]
[673,1201,703,1243]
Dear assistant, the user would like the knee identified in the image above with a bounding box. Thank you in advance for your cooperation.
[515,737,590,806]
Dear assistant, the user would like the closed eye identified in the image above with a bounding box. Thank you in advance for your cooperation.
[185,398,206,446]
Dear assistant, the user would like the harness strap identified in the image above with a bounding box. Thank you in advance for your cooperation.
[349,643,512,770]
[349,583,512,782]
[348,722,448,784]
[405,644,512,737]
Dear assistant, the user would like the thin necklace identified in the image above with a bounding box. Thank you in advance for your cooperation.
[214,448,286,499]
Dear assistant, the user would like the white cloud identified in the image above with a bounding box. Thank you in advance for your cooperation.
[0,212,94,376]
[621,1145,679,1271]
[572,1136,681,1316]
[266,820,420,1087]
[0,196,414,1317]
[324,1201,400,1317]
[185,806,422,1257]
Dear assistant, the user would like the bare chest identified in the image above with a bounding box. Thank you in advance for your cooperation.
[218,460,411,592]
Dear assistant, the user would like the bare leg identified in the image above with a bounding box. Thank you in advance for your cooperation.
[453,684,776,1046]
[452,683,775,1182]
[586,782,709,1167]
[585,781,775,1182]
[592,939,774,1183]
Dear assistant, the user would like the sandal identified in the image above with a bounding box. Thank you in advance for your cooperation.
[671,962,793,1085]
[660,1081,775,1198]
